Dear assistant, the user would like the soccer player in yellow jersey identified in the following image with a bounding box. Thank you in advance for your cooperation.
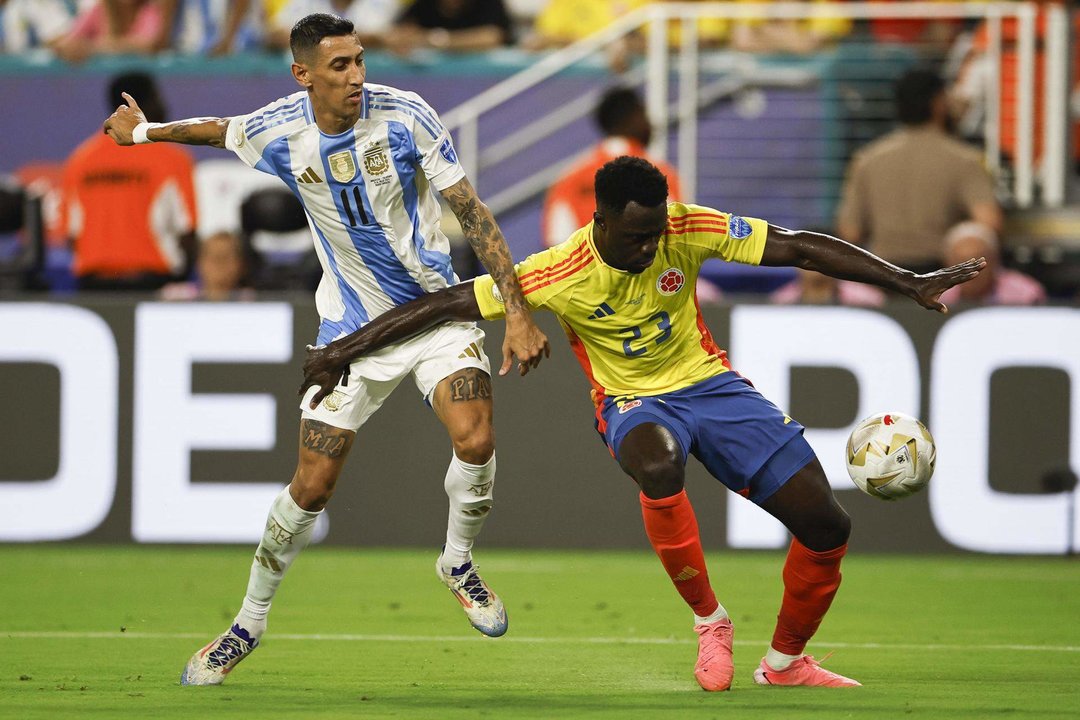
[301,157,985,691]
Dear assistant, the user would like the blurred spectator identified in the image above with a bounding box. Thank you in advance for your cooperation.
[521,0,647,71]
[158,0,264,55]
[523,0,639,48]
[160,231,256,301]
[265,0,399,50]
[54,0,164,63]
[950,2,1080,168]
[770,267,886,306]
[59,72,197,291]
[867,0,963,60]
[729,0,851,55]
[0,0,77,54]
[388,0,512,55]
[836,68,1002,275]
[522,0,731,72]
[542,86,683,248]
[937,221,1046,306]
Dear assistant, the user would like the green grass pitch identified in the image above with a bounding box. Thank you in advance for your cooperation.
[2,546,1079,719]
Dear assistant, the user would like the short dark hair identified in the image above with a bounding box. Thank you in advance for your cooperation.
[895,68,944,125]
[290,13,355,61]
[107,72,166,122]
[594,156,668,214]
[595,87,645,135]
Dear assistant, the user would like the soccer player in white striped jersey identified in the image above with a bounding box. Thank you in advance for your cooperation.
[103,12,550,685]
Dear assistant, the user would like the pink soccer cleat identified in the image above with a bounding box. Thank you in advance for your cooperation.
[693,618,735,691]
[753,655,861,687]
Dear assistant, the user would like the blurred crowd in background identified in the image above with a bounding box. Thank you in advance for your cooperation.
[0,0,1077,305]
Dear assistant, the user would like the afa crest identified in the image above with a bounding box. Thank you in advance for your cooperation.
[328,151,356,183]
[363,144,390,176]
[322,390,347,412]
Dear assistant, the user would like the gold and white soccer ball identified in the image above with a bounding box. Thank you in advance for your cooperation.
[845,412,936,501]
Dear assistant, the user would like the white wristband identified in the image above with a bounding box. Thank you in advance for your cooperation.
[132,122,160,144]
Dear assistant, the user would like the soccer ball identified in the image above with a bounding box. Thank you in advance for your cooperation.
[845,412,936,500]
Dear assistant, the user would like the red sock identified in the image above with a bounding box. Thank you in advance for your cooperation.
[771,538,847,655]
[639,489,719,618]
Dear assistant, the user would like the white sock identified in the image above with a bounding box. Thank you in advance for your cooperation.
[764,647,803,671]
[441,453,495,570]
[234,487,321,640]
[693,603,729,626]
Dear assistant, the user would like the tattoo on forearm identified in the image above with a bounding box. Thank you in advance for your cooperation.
[300,419,353,458]
[444,182,527,313]
[449,368,492,402]
[159,118,229,147]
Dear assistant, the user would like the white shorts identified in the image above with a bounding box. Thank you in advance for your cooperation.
[301,321,490,431]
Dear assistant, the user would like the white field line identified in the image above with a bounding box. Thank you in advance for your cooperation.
[2,631,1077,653]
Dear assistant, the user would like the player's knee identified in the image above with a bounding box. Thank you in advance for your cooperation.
[634,457,685,499]
[451,428,495,465]
[828,506,852,547]
[290,467,338,512]
[799,505,851,552]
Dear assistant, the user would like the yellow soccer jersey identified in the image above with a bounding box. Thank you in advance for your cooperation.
[474,203,768,404]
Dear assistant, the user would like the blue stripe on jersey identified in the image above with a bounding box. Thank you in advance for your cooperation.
[310,219,372,344]
[264,138,371,337]
[318,131,426,306]
[368,101,440,140]
[360,87,369,120]
[258,135,291,175]
[246,105,301,136]
[387,122,454,284]
[303,95,314,124]
[316,317,356,346]
[367,90,442,133]
[246,98,305,139]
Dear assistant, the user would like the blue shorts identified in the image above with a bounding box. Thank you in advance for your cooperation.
[597,372,815,504]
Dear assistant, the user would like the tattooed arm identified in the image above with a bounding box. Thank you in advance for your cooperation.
[103,93,230,148]
[440,177,550,376]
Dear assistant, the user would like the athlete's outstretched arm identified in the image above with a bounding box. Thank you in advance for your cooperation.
[103,93,230,148]
[440,177,550,375]
[759,225,987,313]
[300,282,483,409]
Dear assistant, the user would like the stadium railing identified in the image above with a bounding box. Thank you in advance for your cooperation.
[442,2,1072,220]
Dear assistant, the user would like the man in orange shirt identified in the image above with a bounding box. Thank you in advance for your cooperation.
[61,72,197,290]
[542,87,683,249]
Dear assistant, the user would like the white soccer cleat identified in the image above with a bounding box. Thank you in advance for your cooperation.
[180,624,258,686]
[436,553,508,637]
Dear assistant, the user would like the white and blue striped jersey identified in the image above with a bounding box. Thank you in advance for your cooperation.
[224,84,466,344]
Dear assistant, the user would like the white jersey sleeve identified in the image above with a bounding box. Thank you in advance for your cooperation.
[225,91,310,177]
[413,94,466,191]
[366,87,465,192]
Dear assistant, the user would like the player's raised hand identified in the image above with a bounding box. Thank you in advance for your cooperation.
[500,311,550,377]
[903,256,987,313]
[299,345,348,409]
[102,92,147,146]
